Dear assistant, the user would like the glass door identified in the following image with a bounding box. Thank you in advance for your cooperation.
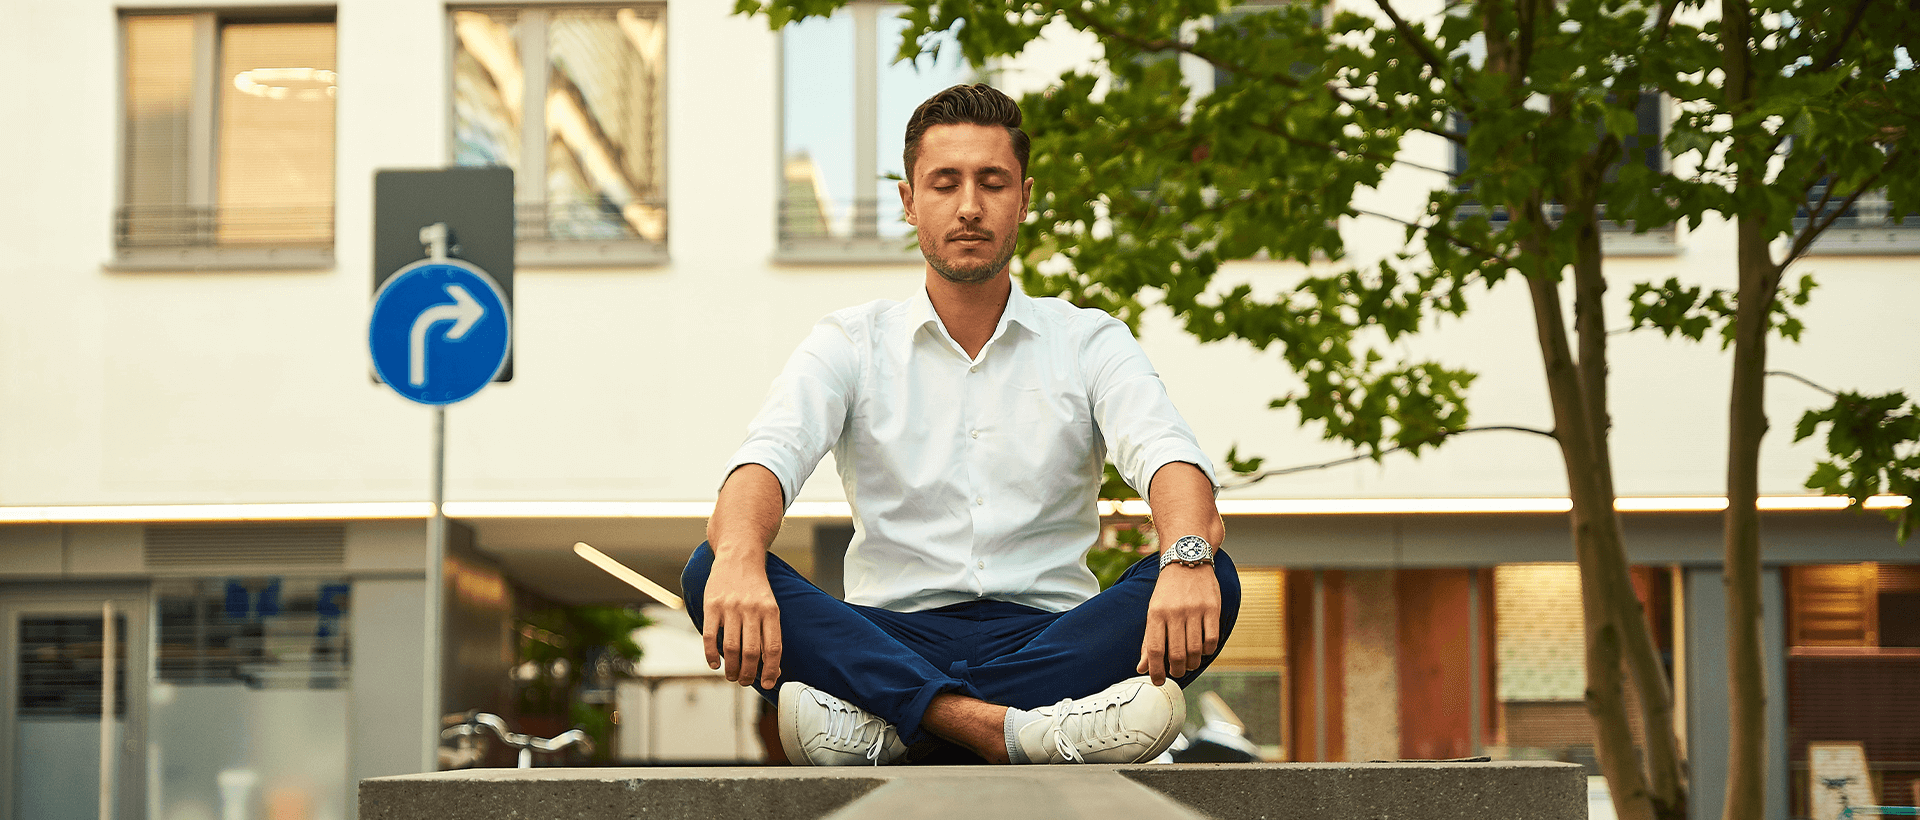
[0,587,150,820]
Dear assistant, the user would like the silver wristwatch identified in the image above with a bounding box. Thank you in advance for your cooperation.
[1159,535,1215,570]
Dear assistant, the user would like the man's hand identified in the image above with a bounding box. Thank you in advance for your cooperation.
[1138,461,1226,685]
[1138,562,1222,685]
[702,552,783,689]
[704,464,787,689]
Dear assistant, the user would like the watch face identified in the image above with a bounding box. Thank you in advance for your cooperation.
[1175,536,1209,561]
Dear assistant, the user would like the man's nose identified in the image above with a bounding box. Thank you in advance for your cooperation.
[957,183,984,219]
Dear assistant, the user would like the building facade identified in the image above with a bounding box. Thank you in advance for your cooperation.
[1,1,1914,819]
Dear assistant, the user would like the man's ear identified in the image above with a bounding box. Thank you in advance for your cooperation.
[898,179,916,226]
[1020,177,1035,221]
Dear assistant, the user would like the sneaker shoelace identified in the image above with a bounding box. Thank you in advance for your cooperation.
[816,692,890,765]
[1042,693,1127,763]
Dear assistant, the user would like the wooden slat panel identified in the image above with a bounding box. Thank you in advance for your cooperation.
[1214,568,1284,668]
[1790,565,1878,647]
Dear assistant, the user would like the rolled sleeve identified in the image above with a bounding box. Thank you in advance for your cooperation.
[721,317,861,508]
[1082,318,1217,503]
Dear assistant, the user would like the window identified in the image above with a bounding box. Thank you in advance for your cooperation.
[1450,93,1677,255]
[1785,563,1920,812]
[1210,0,1320,93]
[453,6,667,265]
[151,577,352,820]
[777,3,974,262]
[1797,185,1920,255]
[118,11,336,267]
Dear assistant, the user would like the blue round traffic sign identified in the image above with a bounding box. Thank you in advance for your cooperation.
[369,259,511,405]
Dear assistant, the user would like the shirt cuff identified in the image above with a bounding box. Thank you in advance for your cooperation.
[720,443,806,509]
[1134,445,1219,504]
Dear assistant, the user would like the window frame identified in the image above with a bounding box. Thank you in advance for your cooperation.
[772,2,971,265]
[447,4,670,268]
[1796,185,1920,256]
[111,8,338,271]
[1448,93,1680,257]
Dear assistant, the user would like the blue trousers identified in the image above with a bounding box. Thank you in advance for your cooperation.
[681,543,1240,745]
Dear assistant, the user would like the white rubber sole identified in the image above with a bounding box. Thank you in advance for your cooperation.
[776,681,815,766]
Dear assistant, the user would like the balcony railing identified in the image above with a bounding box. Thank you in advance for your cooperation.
[1795,187,1919,255]
[117,205,334,250]
[777,194,919,263]
[516,199,664,243]
[1451,199,1678,255]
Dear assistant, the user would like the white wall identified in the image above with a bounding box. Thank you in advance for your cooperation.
[1,0,1914,514]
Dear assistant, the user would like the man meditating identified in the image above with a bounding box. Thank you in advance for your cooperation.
[683,83,1239,766]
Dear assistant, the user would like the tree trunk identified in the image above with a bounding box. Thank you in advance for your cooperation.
[1486,6,1685,818]
[1722,229,1776,820]
[1522,222,1658,820]
[1566,196,1690,820]
[1720,2,1775,818]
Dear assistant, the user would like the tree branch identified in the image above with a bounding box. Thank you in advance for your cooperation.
[1371,0,1476,112]
[1371,0,1452,79]
[1765,369,1840,398]
[1057,3,1300,89]
[1810,0,1876,74]
[1246,121,1455,175]
[1218,424,1557,488]
[1352,207,1521,268]
[1782,150,1898,268]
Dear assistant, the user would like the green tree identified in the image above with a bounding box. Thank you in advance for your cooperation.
[1639,5,1918,816]
[742,1,1917,818]
[516,604,651,763]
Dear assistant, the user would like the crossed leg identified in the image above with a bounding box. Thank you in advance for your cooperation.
[681,543,1241,760]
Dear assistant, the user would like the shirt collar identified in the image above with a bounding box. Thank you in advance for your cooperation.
[905,280,1045,348]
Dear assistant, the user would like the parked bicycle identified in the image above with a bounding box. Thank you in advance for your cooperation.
[440,711,594,769]
[1821,776,1920,818]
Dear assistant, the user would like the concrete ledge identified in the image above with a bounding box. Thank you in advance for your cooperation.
[360,761,1585,820]
[1120,762,1587,819]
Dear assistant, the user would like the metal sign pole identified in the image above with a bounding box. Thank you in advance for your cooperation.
[371,170,513,771]
[99,602,116,820]
[421,223,450,772]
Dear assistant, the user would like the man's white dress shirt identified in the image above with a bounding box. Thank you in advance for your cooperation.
[725,286,1214,614]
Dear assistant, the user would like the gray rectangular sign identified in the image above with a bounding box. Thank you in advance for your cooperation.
[374,167,514,381]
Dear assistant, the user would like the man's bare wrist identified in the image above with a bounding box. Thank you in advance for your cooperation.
[710,544,769,567]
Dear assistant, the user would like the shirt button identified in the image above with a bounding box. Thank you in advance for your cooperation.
[975,497,984,505]
[969,365,978,373]
[977,561,986,569]
[970,430,979,439]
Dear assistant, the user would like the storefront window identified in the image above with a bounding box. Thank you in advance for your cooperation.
[150,578,351,820]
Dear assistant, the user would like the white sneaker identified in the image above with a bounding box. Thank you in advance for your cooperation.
[777,681,908,766]
[1014,676,1186,764]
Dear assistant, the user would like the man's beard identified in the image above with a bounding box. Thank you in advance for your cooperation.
[921,228,1018,285]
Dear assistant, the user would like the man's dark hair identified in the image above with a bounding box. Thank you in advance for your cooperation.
[902,83,1030,184]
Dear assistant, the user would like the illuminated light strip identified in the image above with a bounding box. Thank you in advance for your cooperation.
[1213,498,1573,515]
[1615,497,1729,513]
[439,501,715,518]
[574,541,684,609]
[436,501,855,518]
[0,502,435,524]
[0,495,1906,524]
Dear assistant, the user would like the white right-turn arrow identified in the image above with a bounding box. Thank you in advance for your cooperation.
[408,284,485,386]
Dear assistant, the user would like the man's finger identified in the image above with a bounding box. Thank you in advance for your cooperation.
[754,614,782,689]
[1185,613,1206,676]
[702,619,722,671]
[721,616,743,682]
[1141,625,1168,685]
[1203,609,1221,658]
[739,616,763,688]
[1165,618,1188,681]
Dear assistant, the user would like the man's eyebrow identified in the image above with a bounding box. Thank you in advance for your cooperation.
[925,166,1014,178]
